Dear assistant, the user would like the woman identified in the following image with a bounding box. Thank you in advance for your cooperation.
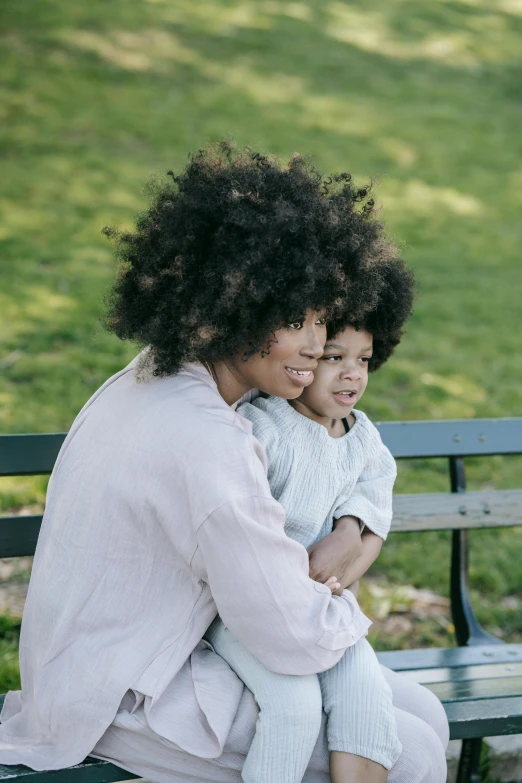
[0,144,448,781]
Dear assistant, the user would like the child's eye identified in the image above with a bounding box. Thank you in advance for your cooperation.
[287,321,304,330]
[323,355,342,361]
[315,317,326,326]
[360,357,371,363]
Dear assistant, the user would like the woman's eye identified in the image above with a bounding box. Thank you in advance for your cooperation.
[287,321,303,330]
[315,317,326,325]
[360,357,371,363]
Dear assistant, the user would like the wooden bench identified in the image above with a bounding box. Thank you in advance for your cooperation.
[1,419,522,783]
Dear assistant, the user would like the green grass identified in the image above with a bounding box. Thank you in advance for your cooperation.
[0,617,22,692]
[1,0,522,717]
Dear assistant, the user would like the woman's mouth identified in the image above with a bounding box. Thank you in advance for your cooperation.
[285,366,315,387]
[333,390,357,405]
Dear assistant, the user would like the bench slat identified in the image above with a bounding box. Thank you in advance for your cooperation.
[399,661,522,685]
[391,490,522,532]
[1,419,522,479]
[427,675,522,702]
[377,644,522,671]
[0,517,42,558]
[0,760,137,783]
[445,696,522,740]
[376,418,522,459]
[0,435,66,477]
[3,487,519,561]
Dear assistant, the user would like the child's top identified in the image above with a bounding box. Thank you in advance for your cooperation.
[238,395,396,549]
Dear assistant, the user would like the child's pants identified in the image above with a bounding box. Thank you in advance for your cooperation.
[205,618,401,783]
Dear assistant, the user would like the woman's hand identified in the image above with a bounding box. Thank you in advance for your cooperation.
[307,516,362,585]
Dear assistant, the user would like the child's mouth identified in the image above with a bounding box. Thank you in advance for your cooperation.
[333,390,357,405]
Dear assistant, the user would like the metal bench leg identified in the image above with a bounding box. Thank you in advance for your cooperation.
[456,738,482,783]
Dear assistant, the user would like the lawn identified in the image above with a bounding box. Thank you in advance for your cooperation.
[1,0,522,695]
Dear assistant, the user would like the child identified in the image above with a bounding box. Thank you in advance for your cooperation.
[206,265,414,783]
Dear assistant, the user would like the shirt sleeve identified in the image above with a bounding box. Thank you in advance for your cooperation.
[333,440,397,540]
[194,494,371,676]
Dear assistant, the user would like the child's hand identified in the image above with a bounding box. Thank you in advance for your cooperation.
[330,579,359,598]
[323,576,341,593]
[307,516,362,585]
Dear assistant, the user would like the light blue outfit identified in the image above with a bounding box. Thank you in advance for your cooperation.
[206,396,402,783]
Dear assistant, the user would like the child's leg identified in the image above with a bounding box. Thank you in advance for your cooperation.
[205,618,323,783]
[318,637,402,779]
[330,751,388,782]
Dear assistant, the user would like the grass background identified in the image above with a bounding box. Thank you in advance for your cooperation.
[1,0,522,734]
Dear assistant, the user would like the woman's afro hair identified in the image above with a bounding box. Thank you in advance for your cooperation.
[104,141,405,376]
[327,257,415,372]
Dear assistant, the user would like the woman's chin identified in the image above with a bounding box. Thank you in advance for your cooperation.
[284,387,305,399]
[265,383,304,400]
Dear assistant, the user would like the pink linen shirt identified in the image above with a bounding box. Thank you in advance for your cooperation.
[0,357,370,771]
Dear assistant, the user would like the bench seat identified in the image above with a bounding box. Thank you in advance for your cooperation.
[0,758,136,783]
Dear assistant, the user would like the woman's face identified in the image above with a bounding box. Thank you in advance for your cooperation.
[234,310,327,399]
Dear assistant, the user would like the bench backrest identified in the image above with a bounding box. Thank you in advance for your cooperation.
[374,418,522,535]
[0,434,66,557]
[1,419,522,558]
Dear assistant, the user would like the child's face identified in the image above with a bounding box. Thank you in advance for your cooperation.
[296,326,373,420]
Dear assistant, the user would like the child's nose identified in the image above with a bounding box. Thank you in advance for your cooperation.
[341,363,360,380]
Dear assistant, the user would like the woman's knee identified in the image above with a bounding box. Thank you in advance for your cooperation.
[415,685,449,750]
[389,708,447,783]
[381,665,449,750]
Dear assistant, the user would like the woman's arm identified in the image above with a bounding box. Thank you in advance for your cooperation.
[194,494,371,677]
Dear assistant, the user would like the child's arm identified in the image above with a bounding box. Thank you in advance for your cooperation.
[335,527,383,592]
[310,441,395,592]
[334,448,396,542]
[333,428,397,552]
[307,515,362,586]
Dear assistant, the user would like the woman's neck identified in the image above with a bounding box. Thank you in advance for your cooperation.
[210,360,251,406]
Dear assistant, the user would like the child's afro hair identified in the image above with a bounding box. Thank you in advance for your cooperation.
[327,257,415,372]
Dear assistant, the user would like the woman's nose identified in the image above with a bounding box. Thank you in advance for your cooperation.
[302,326,325,359]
